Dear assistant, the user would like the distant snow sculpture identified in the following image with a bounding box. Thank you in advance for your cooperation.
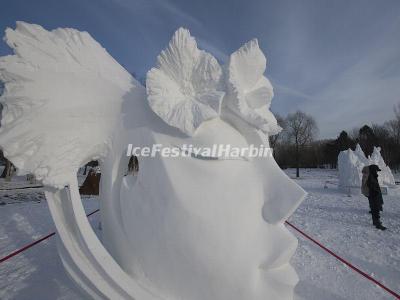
[338,149,363,189]
[338,144,396,193]
[354,144,369,165]
[369,146,395,186]
[0,22,306,300]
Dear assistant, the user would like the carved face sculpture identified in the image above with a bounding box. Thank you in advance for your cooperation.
[0,22,306,300]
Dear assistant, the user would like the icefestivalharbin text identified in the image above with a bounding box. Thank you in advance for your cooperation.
[126,143,274,158]
[0,22,306,300]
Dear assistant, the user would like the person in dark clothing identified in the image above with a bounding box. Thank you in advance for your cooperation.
[367,164,386,230]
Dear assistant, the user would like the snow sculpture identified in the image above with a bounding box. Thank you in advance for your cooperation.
[354,144,369,165]
[370,147,395,186]
[338,144,396,193]
[0,22,306,300]
[338,149,363,189]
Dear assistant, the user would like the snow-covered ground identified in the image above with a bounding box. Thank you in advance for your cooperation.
[288,169,400,300]
[0,169,399,299]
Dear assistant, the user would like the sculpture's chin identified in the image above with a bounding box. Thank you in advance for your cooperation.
[140,267,298,300]
[259,263,299,295]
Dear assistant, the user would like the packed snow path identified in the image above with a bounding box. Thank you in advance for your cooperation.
[0,169,399,299]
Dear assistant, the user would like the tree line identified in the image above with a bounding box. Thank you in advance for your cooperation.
[271,106,400,176]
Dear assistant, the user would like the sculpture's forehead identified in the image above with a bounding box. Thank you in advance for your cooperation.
[165,118,248,146]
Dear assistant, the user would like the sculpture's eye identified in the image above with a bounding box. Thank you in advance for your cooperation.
[187,151,219,161]
[176,145,250,162]
[126,155,139,175]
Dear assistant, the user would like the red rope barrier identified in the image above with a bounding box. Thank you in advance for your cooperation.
[0,209,99,264]
[285,221,400,299]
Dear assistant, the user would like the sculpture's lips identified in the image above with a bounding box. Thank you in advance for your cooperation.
[259,234,298,271]
[259,263,299,287]
[258,230,299,290]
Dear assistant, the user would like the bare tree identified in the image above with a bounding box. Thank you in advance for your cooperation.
[285,111,318,177]
[385,115,400,149]
[394,103,400,120]
[348,127,360,141]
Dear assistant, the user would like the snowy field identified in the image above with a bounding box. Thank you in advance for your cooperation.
[0,169,399,300]
[287,169,400,300]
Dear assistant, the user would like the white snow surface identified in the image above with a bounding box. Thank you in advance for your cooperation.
[1,169,399,300]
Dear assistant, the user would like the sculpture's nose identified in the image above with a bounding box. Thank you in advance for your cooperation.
[214,117,306,225]
[258,156,307,224]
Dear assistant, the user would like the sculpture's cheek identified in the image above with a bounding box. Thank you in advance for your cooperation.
[118,155,297,299]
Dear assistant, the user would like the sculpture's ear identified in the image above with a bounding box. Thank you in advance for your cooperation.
[0,21,145,188]
[146,28,225,136]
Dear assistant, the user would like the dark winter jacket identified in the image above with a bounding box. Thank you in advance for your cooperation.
[367,165,383,206]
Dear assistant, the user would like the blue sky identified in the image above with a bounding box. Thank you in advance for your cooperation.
[1,0,400,139]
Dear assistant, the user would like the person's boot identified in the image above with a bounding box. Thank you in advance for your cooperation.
[372,214,380,227]
[375,224,387,230]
